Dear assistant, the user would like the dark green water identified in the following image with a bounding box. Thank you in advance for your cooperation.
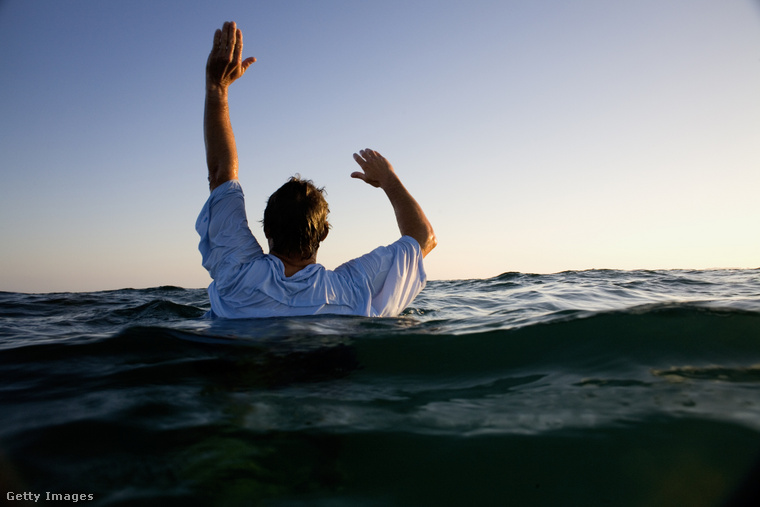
[1,269,759,505]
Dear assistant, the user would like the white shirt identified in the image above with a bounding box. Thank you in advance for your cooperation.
[196,180,426,318]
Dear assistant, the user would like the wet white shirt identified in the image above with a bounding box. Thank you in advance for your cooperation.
[196,180,426,318]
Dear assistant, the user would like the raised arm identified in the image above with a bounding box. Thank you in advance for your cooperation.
[204,21,256,191]
[351,149,437,257]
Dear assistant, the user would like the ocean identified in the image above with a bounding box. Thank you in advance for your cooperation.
[1,269,759,506]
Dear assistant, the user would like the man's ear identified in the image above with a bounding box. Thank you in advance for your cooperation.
[320,224,329,242]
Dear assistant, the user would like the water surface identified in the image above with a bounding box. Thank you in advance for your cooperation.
[1,269,759,506]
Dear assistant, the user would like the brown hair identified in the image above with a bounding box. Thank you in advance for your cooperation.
[263,176,330,260]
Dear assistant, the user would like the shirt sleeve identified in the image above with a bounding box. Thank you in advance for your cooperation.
[196,180,264,290]
[335,236,427,317]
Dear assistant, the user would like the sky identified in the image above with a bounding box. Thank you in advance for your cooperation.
[1,0,759,293]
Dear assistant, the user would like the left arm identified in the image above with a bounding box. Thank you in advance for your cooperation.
[204,21,256,191]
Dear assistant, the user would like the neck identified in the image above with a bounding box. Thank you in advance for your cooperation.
[270,251,317,277]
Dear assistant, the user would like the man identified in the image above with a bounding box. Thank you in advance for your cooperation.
[197,21,436,318]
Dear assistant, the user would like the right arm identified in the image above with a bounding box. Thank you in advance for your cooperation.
[351,149,437,257]
[204,21,256,191]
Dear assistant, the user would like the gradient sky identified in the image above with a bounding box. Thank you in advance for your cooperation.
[1,0,759,293]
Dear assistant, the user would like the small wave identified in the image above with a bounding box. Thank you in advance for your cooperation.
[351,302,760,383]
[110,299,206,320]
[652,365,760,383]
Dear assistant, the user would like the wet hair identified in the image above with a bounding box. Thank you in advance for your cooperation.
[263,176,330,260]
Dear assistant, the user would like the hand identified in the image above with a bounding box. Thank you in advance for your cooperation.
[351,149,397,189]
[206,21,256,90]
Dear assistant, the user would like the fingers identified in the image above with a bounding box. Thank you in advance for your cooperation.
[242,56,257,72]
[212,28,221,52]
[351,151,384,187]
[360,148,379,160]
[233,28,242,63]
[224,22,236,59]
[350,170,380,188]
[211,22,239,57]
[234,26,256,71]
[210,23,232,61]
[353,149,382,165]
[234,30,257,70]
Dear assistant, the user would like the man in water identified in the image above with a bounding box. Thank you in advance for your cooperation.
[197,21,436,318]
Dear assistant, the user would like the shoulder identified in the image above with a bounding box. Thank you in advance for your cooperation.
[335,236,423,278]
[396,235,422,252]
[367,236,422,258]
[210,178,244,198]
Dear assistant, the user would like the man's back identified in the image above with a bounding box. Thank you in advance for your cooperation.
[198,180,426,318]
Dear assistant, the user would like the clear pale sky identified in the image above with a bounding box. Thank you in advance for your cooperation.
[1,0,759,293]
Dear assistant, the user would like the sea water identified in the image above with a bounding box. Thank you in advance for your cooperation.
[1,269,759,506]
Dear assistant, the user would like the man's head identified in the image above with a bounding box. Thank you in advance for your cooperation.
[263,176,330,260]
